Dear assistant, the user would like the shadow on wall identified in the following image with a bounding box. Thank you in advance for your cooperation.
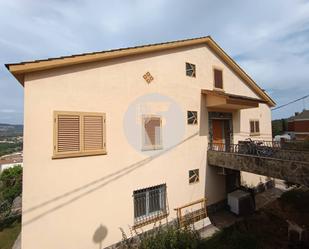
[23,132,199,226]
[93,224,108,249]
[201,95,226,205]
[205,165,226,205]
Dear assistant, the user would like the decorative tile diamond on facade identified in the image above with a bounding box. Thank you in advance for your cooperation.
[143,72,154,84]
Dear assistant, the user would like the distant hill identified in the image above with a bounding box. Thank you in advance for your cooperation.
[0,123,23,137]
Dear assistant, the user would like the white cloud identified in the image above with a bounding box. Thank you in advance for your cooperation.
[0,0,309,122]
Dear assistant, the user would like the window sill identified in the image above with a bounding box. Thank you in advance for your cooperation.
[141,146,163,151]
[250,133,260,137]
[133,212,168,229]
[189,181,200,185]
[213,87,224,92]
[52,151,107,159]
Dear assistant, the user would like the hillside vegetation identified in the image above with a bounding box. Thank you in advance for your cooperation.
[0,143,22,157]
[0,166,22,249]
[0,124,23,138]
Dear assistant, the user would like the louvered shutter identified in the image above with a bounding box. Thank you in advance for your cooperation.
[214,69,223,89]
[54,111,106,158]
[83,115,105,151]
[250,121,255,133]
[255,121,260,133]
[57,115,80,153]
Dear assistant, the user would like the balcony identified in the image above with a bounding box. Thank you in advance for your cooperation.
[202,89,266,110]
[207,141,309,187]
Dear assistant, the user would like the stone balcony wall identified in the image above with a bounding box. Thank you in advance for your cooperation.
[272,150,309,162]
[207,150,309,187]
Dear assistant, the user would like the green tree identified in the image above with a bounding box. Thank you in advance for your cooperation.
[0,165,22,204]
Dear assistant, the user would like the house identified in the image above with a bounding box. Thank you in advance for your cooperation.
[6,36,275,249]
[287,110,309,140]
[0,152,23,172]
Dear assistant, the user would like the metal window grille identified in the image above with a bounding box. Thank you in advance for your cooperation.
[133,184,167,224]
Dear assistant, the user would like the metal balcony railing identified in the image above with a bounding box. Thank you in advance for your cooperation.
[208,140,309,162]
[209,140,279,155]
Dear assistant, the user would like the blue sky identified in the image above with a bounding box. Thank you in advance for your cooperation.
[1,0,309,124]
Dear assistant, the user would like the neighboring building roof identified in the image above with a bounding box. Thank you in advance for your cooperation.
[291,110,309,121]
[0,153,23,165]
[5,36,275,107]
[0,159,23,165]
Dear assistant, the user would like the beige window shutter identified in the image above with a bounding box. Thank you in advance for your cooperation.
[250,121,255,133]
[83,115,104,151]
[53,111,106,159]
[214,69,223,89]
[255,121,260,133]
[57,115,81,153]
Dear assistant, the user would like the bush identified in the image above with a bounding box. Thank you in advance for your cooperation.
[119,221,262,249]
[0,215,21,231]
[139,226,201,249]
[0,165,22,205]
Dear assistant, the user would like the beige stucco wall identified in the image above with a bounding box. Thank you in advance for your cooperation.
[233,104,273,187]
[22,44,272,249]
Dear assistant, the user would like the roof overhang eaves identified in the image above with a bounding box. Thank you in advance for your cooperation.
[5,36,276,107]
[201,89,266,104]
[6,36,212,84]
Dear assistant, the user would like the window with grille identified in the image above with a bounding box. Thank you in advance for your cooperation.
[214,68,223,89]
[250,120,260,135]
[53,111,106,158]
[189,169,199,184]
[133,184,167,224]
[187,111,198,125]
[186,62,196,77]
[142,116,162,151]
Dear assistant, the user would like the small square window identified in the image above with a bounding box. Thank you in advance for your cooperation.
[187,111,198,125]
[186,63,196,77]
[189,169,199,184]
